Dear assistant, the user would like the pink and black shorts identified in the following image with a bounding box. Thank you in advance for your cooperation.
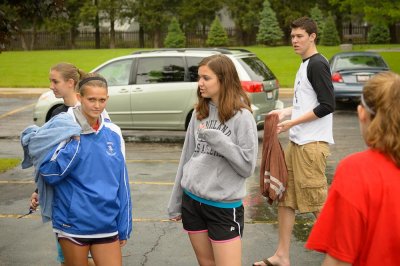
[181,192,244,242]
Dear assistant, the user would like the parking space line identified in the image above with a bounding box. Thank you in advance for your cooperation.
[126,159,179,163]
[0,103,36,119]
[0,180,173,185]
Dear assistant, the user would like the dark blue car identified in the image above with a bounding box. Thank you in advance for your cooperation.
[329,51,390,102]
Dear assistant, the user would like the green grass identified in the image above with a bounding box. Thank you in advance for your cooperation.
[0,158,20,173]
[0,44,399,88]
[0,49,133,88]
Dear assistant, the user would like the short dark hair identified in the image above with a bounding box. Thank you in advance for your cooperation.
[291,16,318,37]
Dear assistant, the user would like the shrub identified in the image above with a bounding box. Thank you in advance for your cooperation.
[320,14,340,46]
[368,24,390,44]
[256,0,283,46]
[164,17,186,48]
[310,4,325,44]
[206,17,228,47]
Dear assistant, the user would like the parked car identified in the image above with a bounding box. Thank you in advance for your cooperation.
[33,48,282,130]
[329,51,390,102]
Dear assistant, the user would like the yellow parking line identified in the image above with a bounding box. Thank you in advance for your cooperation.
[133,181,173,185]
[0,103,36,119]
[0,180,173,185]
[0,180,33,184]
[126,159,179,163]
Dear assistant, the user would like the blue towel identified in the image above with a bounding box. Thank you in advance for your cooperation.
[20,112,81,222]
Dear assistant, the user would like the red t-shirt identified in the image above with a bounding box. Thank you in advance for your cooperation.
[306,149,400,265]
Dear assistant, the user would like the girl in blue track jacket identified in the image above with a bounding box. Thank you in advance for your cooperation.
[39,73,132,266]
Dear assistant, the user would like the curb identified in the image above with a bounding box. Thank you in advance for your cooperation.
[0,88,48,98]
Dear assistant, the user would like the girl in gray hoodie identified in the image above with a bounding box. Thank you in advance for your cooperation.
[168,54,258,266]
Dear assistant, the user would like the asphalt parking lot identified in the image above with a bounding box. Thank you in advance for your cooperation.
[0,93,365,265]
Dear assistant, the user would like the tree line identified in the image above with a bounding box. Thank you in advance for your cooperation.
[1,0,399,51]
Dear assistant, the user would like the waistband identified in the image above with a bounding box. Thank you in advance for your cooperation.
[184,190,242,208]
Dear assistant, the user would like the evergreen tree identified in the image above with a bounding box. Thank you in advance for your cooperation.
[164,17,186,48]
[256,0,283,46]
[320,14,340,46]
[310,4,324,44]
[206,16,228,47]
[368,23,390,44]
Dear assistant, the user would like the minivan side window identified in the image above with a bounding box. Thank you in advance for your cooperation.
[186,57,204,82]
[136,57,185,84]
[96,59,132,86]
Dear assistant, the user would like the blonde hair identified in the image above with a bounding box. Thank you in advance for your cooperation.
[50,62,86,87]
[196,54,252,123]
[363,71,400,167]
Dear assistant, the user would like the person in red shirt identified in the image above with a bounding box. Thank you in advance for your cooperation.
[306,71,400,265]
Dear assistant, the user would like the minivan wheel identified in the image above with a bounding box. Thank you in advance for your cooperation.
[185,110,193,130]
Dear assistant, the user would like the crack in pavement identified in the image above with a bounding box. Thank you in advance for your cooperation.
[140,223,169,266]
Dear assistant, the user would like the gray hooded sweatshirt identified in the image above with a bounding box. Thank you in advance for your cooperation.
[168,102,258,218]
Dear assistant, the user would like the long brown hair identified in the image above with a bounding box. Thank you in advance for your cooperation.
[363,71,400,167]
[196,54,252,123]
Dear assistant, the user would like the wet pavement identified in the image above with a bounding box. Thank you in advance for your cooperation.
[0,94,365,265]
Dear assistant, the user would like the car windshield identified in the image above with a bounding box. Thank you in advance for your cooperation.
[237,57,275,81]
[334,55,387,70]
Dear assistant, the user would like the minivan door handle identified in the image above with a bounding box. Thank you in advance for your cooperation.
[118,88,129,93]
[132,87,143,92]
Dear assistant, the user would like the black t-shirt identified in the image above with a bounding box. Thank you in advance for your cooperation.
[50,104,70,118]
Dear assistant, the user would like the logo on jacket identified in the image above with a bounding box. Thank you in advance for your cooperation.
[106,142,116,156]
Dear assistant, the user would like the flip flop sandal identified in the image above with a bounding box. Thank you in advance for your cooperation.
[253,258,275,266]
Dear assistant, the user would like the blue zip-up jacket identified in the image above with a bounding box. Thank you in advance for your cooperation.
[39,106,132,240]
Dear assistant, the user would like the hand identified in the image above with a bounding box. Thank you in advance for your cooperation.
[170,215,182,222]
[73,135,80,141]
[269,107,291,121]
[119,240,127,247]
[30,191,39,211]
[277,120,294,133]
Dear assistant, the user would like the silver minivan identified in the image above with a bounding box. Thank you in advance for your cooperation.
[33,48,282,130]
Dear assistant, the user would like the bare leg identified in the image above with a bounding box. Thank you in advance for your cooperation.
[254,206,295,266]
[87,258,96,266]
[90,240,122,266]
[59,239,90,266]
[188,232,216,266]
[212,237,242,266]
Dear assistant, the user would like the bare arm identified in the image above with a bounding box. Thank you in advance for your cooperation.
[322,254,351,266]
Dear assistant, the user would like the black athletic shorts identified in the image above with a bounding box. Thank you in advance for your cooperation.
[181,192,244,242]
[57,233,119,246]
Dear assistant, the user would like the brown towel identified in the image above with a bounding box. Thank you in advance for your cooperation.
[260,113,288,204]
